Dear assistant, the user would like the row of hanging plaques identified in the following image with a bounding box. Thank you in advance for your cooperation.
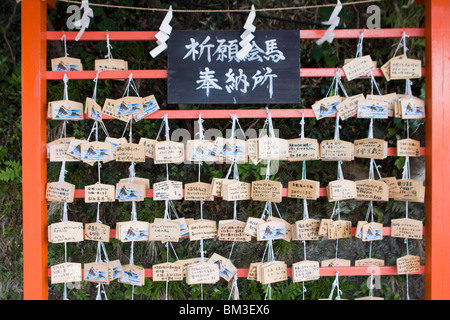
[48,213,423,245]
[46,132,422,164]
[47,91,424,122]
[45,174,424,205]
[50,217,421,289]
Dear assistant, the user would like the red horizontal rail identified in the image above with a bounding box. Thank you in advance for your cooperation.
[46,265,425,278]
[45,107,430,123]
[46,28,425,41]
[45,68,426,80]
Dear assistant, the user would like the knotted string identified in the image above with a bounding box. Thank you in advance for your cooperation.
[61,34,68,58]
[122,73,140,99]
[105,33,113,62]
[355,30,365,58]
[393,31,409,59]
[328,271,343,300]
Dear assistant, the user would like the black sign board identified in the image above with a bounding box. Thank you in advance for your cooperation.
[167,30,300,105]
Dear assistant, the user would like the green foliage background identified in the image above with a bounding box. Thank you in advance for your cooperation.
[0,0,426,300]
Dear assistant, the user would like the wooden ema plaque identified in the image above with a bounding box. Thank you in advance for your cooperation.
[251,180,282,203]
[246,262,261,281]
[355,220,383,242]
[152,262,184,282]
[357,96,389,119]
[149,220,181,242]
[355,179,389,202]
[342,55,375,81]
[321,258,351,267]
[391,179,425,203]
[118,177,149,190]
[115,143,146,162]
[85,97,102,122]
[84,183,115,203]
[258,136,289,161]
[95,58,128,71]
[46,181,75,203]
[139,138,156,159]
[391,218,423,240]
[318,219,332,237]
[115,221,150,242]
[399,96,425,119]
[327,220,352,240]
[390,58,422,80]
[115,181,145,202]
[311,95,341,119]
[380,93,399,117]
[119,264,145,286]
[354,258,385,266]
[396,255,421,275]
[51,57,83,71]
[184,182,214,201]
[287,138,320,161]
[320,140,354,161]
[105,137,128,156]
[259,261,288,285]
[80,141,114,163]
[256,220,287,241]
[134,95,160,122]
[244,217,265,238]
[209,178,225,197]
[292,260,320,283]
[49,100,84,121]
[354,138,388,160]
[397,138,421,157]
[84,222,110,242]
[51,262,82,284]
[218,220,251,242]
[327,179,357,202]
[292,219,320,241]
[48,221,83,244]
[208,253,237,282]
[287,179,320,200]
[47,137,74,155]
[102,98,131,122]
[153,180,183,201]
[49,141,80,162]
[154,217,189,238]
[186,140,217,162]
[186,262,220,285]
[336,94,365,121]
[188,219,217,241]
[381,55,404,82]
[64,138,85,162]
[108,260,124,282]
[154,141,185,164]
[84,262,110,284]
[272,217,292,242]
[221,180,251,201]
[212,138,248,164]
[360,222,384,242]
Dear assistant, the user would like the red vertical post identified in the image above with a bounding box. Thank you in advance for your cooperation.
[424,0,450,300]
[21,0,48,300]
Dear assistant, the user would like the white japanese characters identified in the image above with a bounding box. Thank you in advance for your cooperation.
[184,35,285,99]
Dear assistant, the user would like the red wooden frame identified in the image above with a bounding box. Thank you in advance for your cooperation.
[21,0,449,300]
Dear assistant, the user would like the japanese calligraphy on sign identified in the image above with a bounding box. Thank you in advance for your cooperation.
[168,30,300,104]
